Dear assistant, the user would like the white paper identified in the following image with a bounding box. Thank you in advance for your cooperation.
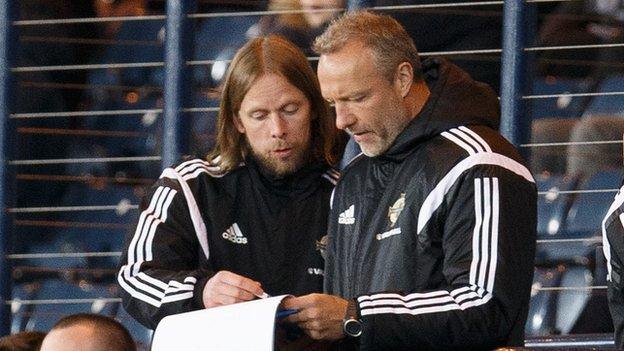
[152,295,289,351]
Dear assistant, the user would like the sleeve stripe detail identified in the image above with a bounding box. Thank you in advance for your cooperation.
[488,178,500,293]
[359,294,493,317]
[359,288,481,308]
[127,186,165,265]
[161,168,210,259]
[162,292,194,303]
[477,178,492,290]
[417,152,534,235]
[128,187,174,274]
[118,177,204,307]
[602,185,624,280]
[358,178,499,318]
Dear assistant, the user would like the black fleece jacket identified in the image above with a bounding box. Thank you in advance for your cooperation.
[325,58,537,350]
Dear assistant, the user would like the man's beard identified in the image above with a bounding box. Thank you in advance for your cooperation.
[246,140,312,178]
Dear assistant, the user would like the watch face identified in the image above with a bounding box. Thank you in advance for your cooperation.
[344,318,362,337]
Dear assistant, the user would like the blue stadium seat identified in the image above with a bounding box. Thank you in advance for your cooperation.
[563,170,624,238]
[87,19,165,104]
[530,78,588,120]
[192,15,256,88]
[10,282,41,334]
[584,75,624,116]
[525,266,561,336]
[67,94,163,179]
[534,174,585,263]
[189,93,220,157]
[116,306,153,350]
[19,279,119,332]
[554,265,594,334]
[527,263,609,336]
[17,183,138,272]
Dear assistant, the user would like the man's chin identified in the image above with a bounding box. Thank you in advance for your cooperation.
[257,157,301,178]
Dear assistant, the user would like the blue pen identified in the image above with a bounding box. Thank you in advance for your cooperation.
[276,308,299,319]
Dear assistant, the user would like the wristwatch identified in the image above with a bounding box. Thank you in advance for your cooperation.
[342,299,363,338]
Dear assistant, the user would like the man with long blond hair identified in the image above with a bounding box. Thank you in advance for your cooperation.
[118,35,342,329]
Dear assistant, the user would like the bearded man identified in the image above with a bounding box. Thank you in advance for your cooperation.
[118,35,342,329]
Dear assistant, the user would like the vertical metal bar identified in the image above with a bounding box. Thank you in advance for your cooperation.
[0,1,17,336]
[162,0,196,169]
[348,0,375,10]
[500,0,530,147]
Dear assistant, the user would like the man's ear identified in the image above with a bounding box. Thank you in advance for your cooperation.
[395,62,414,98]
[233,113,245,133]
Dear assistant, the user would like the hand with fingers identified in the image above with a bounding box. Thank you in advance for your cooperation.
[202,270,265,308]
[281,293,349,341]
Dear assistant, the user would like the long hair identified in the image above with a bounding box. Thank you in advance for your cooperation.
[209,35,339,172]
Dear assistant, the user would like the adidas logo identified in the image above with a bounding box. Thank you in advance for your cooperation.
[338,205,355,225]
[222,223,248,244]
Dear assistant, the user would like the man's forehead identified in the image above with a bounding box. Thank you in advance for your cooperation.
[318,46,381,96]
[319,42,373,70]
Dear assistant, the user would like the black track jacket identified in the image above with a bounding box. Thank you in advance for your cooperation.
[603,183,624,348]
[118,157,338,329]
[325,59,537,350]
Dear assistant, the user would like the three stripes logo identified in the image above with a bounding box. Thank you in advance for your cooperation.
[222,223,248,244]
[338,205,355,225]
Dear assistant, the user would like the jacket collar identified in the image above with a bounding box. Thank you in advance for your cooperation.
[377,58,500,162]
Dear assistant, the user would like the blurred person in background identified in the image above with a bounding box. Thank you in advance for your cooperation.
[257,0,345,55]
[118,35,344,331]
[371,0,503,92]
[538,0,624,80]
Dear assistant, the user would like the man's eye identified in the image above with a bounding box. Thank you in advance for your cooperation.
[283,105,299,115]
[250,112,267,120]
[326,100,336,107]
[349,95,364,102]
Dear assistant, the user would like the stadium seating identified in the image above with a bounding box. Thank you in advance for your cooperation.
[584,75,624,116]
[530,78,589,120]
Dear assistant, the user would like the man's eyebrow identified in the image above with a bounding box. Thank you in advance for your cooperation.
[245,107,268,115]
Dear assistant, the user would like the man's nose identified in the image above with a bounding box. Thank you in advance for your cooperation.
[270,115,287,138]
[334,102,355,130]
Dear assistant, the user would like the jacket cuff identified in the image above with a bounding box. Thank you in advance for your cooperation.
[192,275,211,309]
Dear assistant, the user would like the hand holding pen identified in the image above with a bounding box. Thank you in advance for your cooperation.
[202,270,266,308]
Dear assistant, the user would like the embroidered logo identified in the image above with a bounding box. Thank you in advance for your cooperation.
[307,268,324,275]
[222,223,248,244]
[388,193,406,227]
[376,227,402,241]
[338,205,355,225]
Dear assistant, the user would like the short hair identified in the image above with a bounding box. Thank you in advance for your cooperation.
[210,35,339,172]
[313,11,423,82]
[50,314,135,351]
[0,331,46,351]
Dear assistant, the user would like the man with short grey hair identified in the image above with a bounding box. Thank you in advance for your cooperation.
[283,11,537,350]
[39,314,135,351]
